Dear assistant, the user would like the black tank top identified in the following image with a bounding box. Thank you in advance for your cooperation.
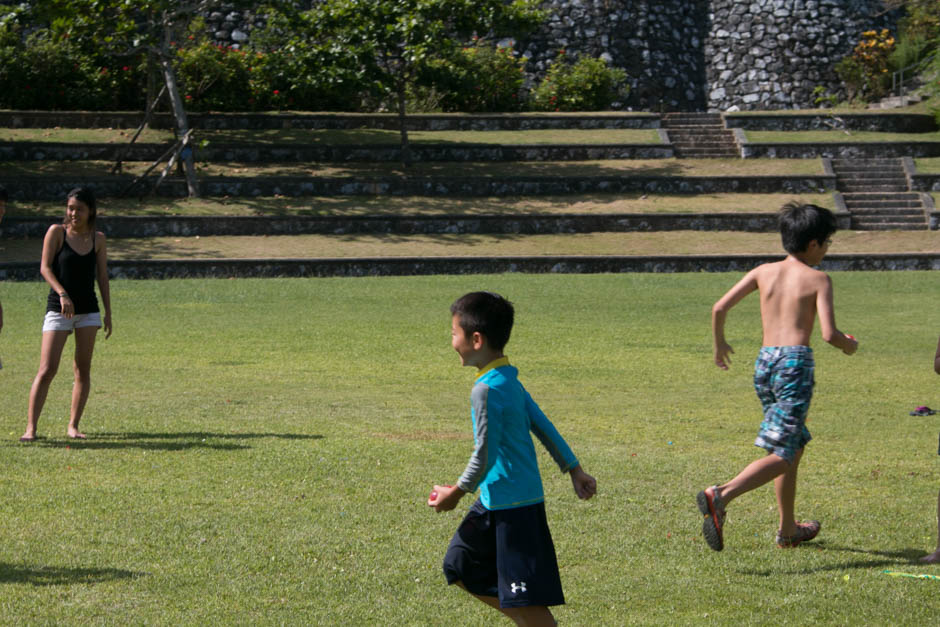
[46,237,99,314]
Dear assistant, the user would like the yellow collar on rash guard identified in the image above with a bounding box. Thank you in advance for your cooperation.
[476,356,510,379]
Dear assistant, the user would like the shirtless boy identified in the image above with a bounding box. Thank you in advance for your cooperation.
[697,201,858,551]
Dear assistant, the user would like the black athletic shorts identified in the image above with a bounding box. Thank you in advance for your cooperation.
[442,499,565,608]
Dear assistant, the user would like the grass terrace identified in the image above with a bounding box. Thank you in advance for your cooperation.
[5,193,835,218]
[1,128,664,145]
[0,158,827,179]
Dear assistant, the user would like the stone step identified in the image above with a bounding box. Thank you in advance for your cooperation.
[851,222,927,230]
[663,113,722,121]
[838,183,909,193]
[667,129,732,136]
[832,167,905,175]
[852,213,925,222]
[831,158,903,165]
[674,150,740,158]
[672,140,738,148]
[848,207,924,215]
[662,120,724,128]
[671,139,736,145]
[836,170,907,182]
[845,200,924,215]
[836,177,908,186]
[841,192,921,202]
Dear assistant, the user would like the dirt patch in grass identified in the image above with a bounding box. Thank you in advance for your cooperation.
[2,230,935,263]
[9,193,832,218]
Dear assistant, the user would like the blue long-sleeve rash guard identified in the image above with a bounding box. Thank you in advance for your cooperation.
[456,357,578,510]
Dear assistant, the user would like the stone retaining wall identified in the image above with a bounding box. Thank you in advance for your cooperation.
[1,212,796,239]
[3,252,937,282]
[3,111,934,133]
[0,174,835,201]
[0,111,660,131]
[912,174,940,192]
[0,142,673,163]
[204,1,899,111]
[725,113,938,132]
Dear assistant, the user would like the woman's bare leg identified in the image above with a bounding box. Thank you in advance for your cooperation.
[68,325,98,438]
[24,330,70,440]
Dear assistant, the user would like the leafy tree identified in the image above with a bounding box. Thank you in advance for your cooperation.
[272,0,545,164]
[7,0,275,196]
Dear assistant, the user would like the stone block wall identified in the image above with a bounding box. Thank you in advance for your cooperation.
[208,1,898,112]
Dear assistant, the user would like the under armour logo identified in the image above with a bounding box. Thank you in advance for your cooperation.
[510,581,527,594]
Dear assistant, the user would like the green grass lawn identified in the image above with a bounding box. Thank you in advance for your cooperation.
[1,128,663,146]
[0,274,938,624]
[915,158,940,173]
[746,130,940,143]
[6,193,834,218]
[0,158,826,179]
[2,230,938,263]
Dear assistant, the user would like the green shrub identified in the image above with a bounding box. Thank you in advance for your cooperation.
[530,52,628,111]
[174,20,269,112]
[0,26,143,110]
[421,41,527,112]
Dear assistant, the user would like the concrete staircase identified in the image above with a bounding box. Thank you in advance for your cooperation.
[661,112,739,158]
[832,158,927,230]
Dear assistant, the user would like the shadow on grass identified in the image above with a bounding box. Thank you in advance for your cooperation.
[333,231,528,246]
[2,158,689,180]
[0,562,143,586]
[17,431,322,452]
[738,542,927,576]
[109,238,227,260]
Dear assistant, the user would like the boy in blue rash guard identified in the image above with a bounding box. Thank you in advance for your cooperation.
[429,291,596,626]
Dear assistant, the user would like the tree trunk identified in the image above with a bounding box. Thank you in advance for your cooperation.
[160,21,199,197]
[397,77,411,167]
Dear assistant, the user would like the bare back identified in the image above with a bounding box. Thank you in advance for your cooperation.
[753,257,830,347]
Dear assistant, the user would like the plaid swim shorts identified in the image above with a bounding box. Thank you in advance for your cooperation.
[753,345,814,463]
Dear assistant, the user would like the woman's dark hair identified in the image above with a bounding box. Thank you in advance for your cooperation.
[66,187,97,229]
[778,201,837,253]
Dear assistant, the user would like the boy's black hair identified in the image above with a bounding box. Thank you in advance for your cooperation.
[0,185,7,202]
[450,291,514,351]
[778,201,837,254]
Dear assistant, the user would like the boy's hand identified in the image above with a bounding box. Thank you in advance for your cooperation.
[569,465,597,500]
[428,484,465,512]
[841,333,858,355]
[714,341,734,370]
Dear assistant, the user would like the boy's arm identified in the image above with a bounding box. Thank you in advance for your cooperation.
[433,383,500,512]
[524,390,578,472]
[934,335,940,375]
[524,391,597,500]
[815,274,857,355]
[712,269,759,369]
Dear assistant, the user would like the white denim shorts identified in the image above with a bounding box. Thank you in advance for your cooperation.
[42,311,102,332]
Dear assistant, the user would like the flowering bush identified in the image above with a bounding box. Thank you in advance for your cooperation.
[530,52,628,111]
[421,41,527,112]
[0,26,144,110]
[836,29,896,101]
[174,23,271,112]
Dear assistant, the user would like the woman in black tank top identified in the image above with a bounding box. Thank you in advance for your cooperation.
[21,187,112,442]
